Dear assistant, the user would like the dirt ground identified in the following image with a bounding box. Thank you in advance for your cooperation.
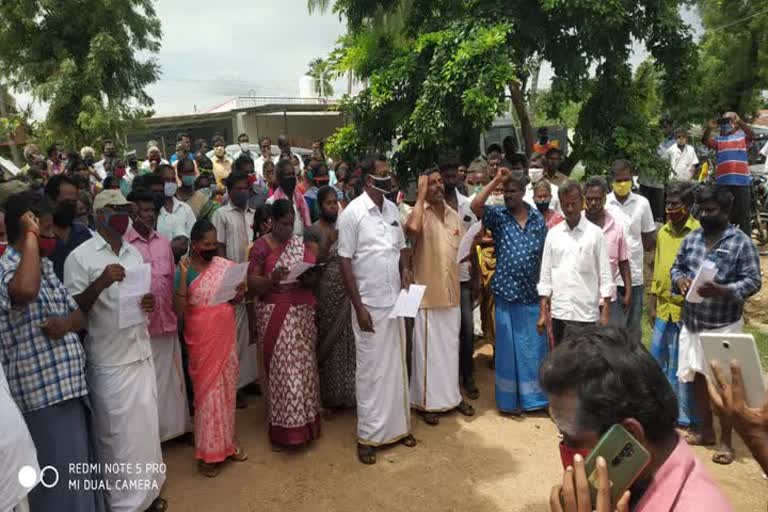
[160,345,767,512]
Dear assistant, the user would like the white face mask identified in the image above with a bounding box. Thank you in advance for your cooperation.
[529,167,544,183]
[240,143,249,152]
[164,182,178,197]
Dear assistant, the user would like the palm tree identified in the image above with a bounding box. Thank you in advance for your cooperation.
[307,58,334,98]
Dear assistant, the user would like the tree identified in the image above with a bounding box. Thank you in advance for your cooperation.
[307,58,335,98]
[696,0,768,117]
[0,0,161,149]
[312,0,699,179]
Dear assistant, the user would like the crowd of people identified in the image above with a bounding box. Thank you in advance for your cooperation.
[0,112,765,512]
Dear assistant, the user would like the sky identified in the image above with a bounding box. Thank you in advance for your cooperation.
[14,2,704,119]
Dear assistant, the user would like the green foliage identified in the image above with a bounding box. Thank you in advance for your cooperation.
[313,0,699,178]
[696,0,768,117]
[307,58,336,98]
[0,0,161,149]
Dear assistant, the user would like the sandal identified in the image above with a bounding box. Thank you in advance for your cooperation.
[456,400,475,417]
[400,434,417,448]
[270,443,285,453]
[229,446,248,462]
[712,448,735,465]
[423,412,440,426]
[357,443,376,465]
[685,431,716,446]
[145,497,168,512]
[198,462,220,478]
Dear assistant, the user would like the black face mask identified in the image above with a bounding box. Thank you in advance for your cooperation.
[279,176,297,193]
[385,191,398,202]
[320,211,338,223]
[53,201,77,227]
[198,248,217,261]
[370,175,392,194]
[700,214,728,233]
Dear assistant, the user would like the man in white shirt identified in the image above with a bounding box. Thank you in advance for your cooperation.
[537,180,613,345]
[64,190,165,512]
[255,136,279,178]
[156,163,196,241]
[439,158,480,399]
[212,172,259,398]
[232,133,259,163]
[337,157,416,465]
[666,129,699,181]
[606,159,657,344]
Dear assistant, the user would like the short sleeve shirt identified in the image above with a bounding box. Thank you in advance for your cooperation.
[212,204,256,263]
[606,192,656,287]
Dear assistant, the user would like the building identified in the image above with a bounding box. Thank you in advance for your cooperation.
[127,96,345,158]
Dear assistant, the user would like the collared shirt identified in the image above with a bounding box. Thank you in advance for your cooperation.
[180,190,208,218]
[606,192,655,287]
[706,129,751,186]
[635,435,732,512]
[671,225,762,332]
[454,189,477,282]
[211,157,233,188]
[652,215,700,322]
[484,204,547,305]
[125,227,177,336]
[524,183,562,215]
[666,144,699,181]
[157,197,197,241]
[64,233,153,366]
[537,216,614,322]
[412,202,461,308]
[0,248,88,413]
[585,210,630,302]
[139,158,169,173]
[50,223,92,282]
[255,155,279,179]
[212,203,255,263]
[337,192,405,308]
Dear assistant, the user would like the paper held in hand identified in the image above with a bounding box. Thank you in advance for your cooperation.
[456,222,483,263]
[118,263,151,329]
[388,284,427,319]
[284,261,315,284]
[686,260,717,304]
[212,262,249,305]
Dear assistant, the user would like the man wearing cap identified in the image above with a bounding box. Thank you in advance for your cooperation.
[64,189,166,512]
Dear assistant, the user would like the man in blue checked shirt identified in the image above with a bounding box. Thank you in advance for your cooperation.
[671,185,762,467]
[0,192,105,512]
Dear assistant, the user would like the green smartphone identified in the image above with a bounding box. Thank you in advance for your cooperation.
[583,424,651,505]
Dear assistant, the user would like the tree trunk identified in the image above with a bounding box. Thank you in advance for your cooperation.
[528,60,542,127]
[509,80,534,156]
[0,84,22,166]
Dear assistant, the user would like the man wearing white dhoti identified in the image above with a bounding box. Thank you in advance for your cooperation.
[671,185,761,467]
[127,190,190,441]
[405,170,475,425]
[64,190,167,512]
[337,156,416,465]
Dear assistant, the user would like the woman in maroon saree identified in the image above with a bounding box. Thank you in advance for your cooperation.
[248,199,321,449]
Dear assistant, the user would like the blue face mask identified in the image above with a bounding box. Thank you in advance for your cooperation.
[721,123,733,134]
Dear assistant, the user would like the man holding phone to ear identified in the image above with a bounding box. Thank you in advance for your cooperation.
[671,185,762,465]
[543,326,731,512]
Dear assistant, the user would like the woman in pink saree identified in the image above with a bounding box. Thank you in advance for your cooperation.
[248,199,321,450]
[174,220,247,477]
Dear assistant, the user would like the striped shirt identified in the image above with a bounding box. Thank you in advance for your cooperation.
[706,130,751,186]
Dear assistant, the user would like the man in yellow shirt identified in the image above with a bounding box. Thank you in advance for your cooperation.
[211,136,233,188]
[648,180,699,428]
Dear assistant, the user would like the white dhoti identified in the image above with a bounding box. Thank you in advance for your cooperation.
[87,357,165,512]
[235,303,258,389]
[150,333,190,441]
[410,307,462,412]
[353,306,411,446]
[677,319,743,383]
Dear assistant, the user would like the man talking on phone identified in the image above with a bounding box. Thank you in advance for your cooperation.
[543,326,732,512]
[671,185,762,466]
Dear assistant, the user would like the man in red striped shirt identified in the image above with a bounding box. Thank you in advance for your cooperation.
[701,111,754,234]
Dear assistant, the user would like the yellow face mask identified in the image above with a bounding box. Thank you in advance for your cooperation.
[612,180,632,197]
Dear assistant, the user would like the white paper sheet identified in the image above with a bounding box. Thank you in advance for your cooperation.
[388,284,427,319]
[118,263,151,329]
[456,222,483,263]
[212,262,249,305]
[686,260,717,304]
[284,262,315,284]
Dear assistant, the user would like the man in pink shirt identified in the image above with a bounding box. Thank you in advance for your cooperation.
[583,176,632,327]
[126,190,190,442]
[542,326,732,512]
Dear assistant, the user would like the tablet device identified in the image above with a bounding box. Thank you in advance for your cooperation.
[700,333,767,408]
